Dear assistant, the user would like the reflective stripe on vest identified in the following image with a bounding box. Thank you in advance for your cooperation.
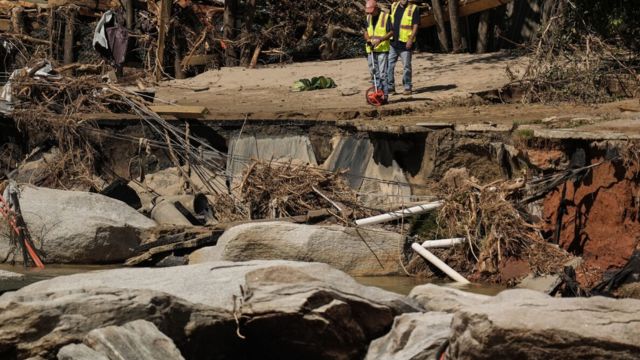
[366,12,391,53]
[391,3,417,43]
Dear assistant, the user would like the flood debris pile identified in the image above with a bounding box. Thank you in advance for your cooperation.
[438,172,569,283]
[408,168,572,284]
[237,160,369,222]
[510,0,640,103]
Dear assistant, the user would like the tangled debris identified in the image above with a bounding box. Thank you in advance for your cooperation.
[511,0,640,103]
[419,168,572,283]
[234,160,370,222]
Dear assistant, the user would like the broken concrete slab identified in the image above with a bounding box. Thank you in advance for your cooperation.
[533,129,640,140]
[454,123,513,132]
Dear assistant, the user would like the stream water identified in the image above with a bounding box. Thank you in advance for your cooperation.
[355,276,505,296]
[1,264,504,296]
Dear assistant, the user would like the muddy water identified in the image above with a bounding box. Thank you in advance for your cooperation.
[355,276,505,296]
[1,264,504,297]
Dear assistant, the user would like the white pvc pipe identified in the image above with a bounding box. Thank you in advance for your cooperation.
[421,238,466,249]
[355,201,443,226]
[411,243,470,284]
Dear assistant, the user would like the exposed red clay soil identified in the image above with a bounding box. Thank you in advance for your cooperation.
[543,160,640,287]
[526,149,567,170]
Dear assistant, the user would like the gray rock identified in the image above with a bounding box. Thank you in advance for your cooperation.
[84,320,185,360]
[57,344,109,360]
[408,284,491,312]
[0,186,156,264]
[516,274,562,294]
[449,289,640,359]
[0,287,237,359]
[0,269,25,282]
[1,260,419,359]
[365,312,452,360]
[189,222,405,276]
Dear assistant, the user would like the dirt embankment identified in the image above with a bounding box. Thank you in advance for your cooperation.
[543,154,640,287]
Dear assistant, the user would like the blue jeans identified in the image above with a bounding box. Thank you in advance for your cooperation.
[367,51,389,97]
[388,46,412,92]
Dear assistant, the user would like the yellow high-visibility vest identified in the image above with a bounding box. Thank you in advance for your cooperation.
[366,12,391,53]
[391,2,418,43]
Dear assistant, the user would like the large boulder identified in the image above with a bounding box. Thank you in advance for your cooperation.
[408,284,492,313]
[0,260,419,359]
[448,289,640,359]
[57,343,109,360]
[0,287,236,359]
[0,186,156,264]
[365,312,452,360]
[189,222,404,276]
[59,320,185,360]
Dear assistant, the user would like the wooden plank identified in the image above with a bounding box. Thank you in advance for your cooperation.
[420,0,514,28]
[149,105,209,118]
[0,1,42,10]
[47,0,120,10]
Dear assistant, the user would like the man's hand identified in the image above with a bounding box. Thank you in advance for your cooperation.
[371,38,381,47]
[406,39,413,50]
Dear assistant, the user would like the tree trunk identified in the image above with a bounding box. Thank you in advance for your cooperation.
[11,7,25,35]
[63,7,76,65]
[239,0,256,67]
[432,0,449,52]
[156,0,172,81]
[171,29,185,79]
[47,8,55,58]
[476,10,490,53]
[173,29,185,79]
[448,0,463,52]
[224,0,238,67]
[125,0,135,30]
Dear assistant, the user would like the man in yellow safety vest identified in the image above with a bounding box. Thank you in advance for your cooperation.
[388,0,420,95]
[364,0,393,104]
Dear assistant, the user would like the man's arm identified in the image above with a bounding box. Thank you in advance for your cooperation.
[382,17,394,42]
[406,8,420,49]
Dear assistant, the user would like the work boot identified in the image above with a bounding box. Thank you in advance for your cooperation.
[402,89,412,96]
[391,88,398,95]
